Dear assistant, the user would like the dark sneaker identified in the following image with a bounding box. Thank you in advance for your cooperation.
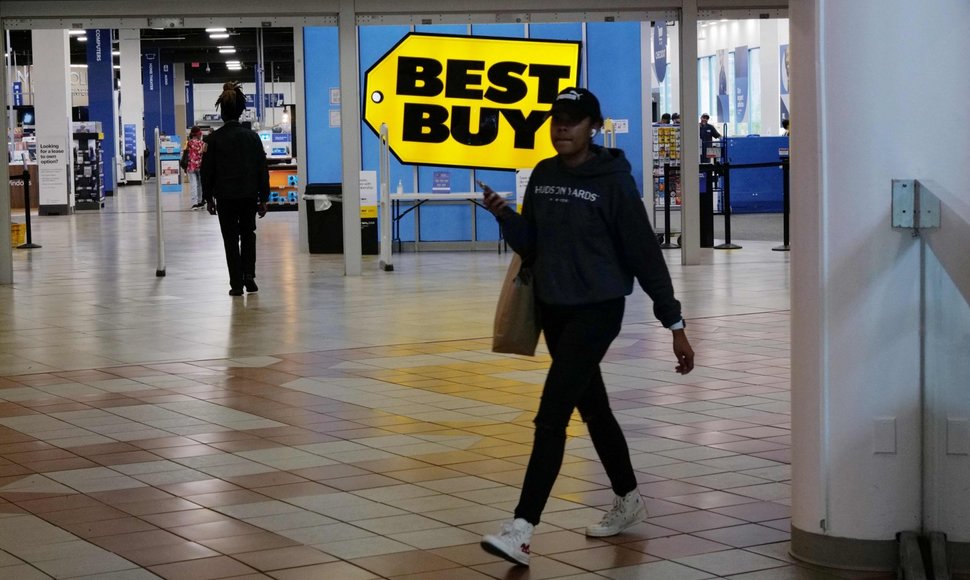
[229,288,243,296]
[481,518,533,566]
[243,277,258,293]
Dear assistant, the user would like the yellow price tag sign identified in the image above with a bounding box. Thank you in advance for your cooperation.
[363,33,581,170]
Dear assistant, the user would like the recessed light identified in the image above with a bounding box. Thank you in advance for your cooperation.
[219,48,236,54]
[78,36,88,42]
[112,50,120,56]
[205,27,227,33]
[209,33,230,40]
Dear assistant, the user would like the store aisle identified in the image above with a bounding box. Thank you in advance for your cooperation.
[0,187,881,579]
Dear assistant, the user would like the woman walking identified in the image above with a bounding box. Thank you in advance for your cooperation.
[480,87,695,567]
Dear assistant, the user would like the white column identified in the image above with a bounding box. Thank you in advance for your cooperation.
[790,0,970,570]
[119,29,143,182]
[759,19,781,137]
[32,29,74,214]
[678,1,700,264]
[338,0,362,276]
[0,28,11,283]
[174,63,186,140]
[293,26,308,253]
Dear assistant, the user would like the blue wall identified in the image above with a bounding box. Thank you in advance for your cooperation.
[304,27,342,184]
[302,22,648,244]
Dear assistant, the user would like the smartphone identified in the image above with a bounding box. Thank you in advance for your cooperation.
[476,179,489,191]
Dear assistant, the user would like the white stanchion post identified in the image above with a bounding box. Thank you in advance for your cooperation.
[378,123,393,271]
[154,128,166,277]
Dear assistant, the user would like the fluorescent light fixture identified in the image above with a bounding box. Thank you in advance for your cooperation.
[219,48,236,54]
[209,33,230,40]
[113,65,120,69]
[112,50,121,56]
[225,60,241,65]
[205,27,227,33]
[70,64,88,68]
[69,30,85,35]
[78,36,88,42]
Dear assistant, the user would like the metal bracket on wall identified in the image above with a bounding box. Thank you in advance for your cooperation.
[892,179,941,234]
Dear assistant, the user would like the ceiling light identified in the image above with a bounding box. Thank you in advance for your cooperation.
[69,30,85,35]
[78,36,88,42]
[113,65,120,69]
[219,48,236,54]
[209,33,230,40]
[205,27,227,33]
[70,64,88,68]
[112,50,120,56]
[225,60,240,65]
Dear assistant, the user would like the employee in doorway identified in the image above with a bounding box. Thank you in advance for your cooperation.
[781,118,790,136]
[658,112,671,125]
[699,113,721,162]
[479,87,694,567]
[201,82,270,297]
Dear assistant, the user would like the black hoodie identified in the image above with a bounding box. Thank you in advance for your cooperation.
[497,145,682,328]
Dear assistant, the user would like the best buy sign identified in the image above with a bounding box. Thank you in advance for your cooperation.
[363,33,581,170]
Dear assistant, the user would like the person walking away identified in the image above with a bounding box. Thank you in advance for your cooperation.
[201,82,270,296]
[479,87,695,567]
[186,126,206,209]
[699,113,721,162]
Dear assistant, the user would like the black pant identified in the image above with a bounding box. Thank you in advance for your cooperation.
[216,197,258,289]
[514,297,638,526]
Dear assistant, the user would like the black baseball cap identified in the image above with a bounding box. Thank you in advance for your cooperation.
[549,87,604,123]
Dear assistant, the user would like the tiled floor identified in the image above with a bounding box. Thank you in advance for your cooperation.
[0,186,894,578]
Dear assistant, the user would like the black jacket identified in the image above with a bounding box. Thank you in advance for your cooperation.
[200,121,270,204]
[497,145,682,327]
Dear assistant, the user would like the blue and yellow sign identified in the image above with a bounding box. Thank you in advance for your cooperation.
[363,33,581,170]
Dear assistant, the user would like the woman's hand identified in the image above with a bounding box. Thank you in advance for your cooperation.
[482,185,508,216]
[672,329,695,374]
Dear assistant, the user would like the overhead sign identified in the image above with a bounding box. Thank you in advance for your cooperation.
[363,33,581,170]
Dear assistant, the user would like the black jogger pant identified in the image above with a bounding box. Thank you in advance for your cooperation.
[513,297,638,526]
[216,197,258,289]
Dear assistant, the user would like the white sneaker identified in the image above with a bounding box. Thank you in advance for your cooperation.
[481,518,534,566]
[586,489,647,537]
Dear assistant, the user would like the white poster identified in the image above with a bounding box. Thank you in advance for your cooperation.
[359,170,378,218]
[37,137,70,206]
[515,168,532,212]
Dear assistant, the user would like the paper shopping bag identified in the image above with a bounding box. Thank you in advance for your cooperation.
[492,253,541,356]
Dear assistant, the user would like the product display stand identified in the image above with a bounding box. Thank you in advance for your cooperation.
[154,128,166,277]
[773,157,791,251]
[652,124,681,244]
[378,123,393,271]
[17,166,41,249]
[714,164,742,250]
[660,163,679,249]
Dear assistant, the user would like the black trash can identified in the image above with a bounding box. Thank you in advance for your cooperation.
[305,183,378,255]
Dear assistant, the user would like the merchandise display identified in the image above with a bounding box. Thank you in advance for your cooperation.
[72,122,105,210]
[267,165,299,210]
[653,124,681,209]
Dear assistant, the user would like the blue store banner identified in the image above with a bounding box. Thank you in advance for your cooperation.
[12,81,23,106]
[142,51,160,175]
[160,56,175,136]
[123,124,137,173]
[734,45,749,124]
[185,80,194,127]
[653,22,667,83]
[254,64,265,121]
[716,49,729,122]
[86,28,116,193]
[780,44,790,122]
